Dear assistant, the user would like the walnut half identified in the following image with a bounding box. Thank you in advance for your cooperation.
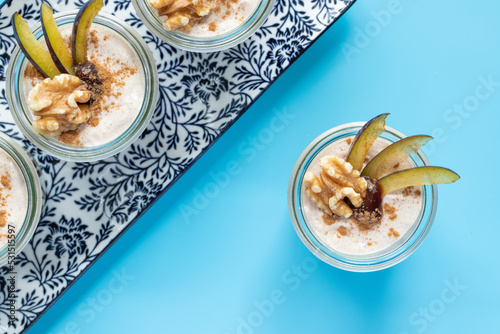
[303,156,368,218]
[27,74,91,136]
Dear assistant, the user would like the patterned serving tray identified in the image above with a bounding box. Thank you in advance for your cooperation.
[0,0,355,332]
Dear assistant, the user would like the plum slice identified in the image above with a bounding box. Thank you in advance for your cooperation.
[71,0,104,65]
[361,135,433,179]
[348,167,459,224]
[41,3,74,75]
[12,13,60,78]
[378,166,460,197]
[346,113,389,172]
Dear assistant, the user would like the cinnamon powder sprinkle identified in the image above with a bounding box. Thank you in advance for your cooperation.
[89,30,99,48]
[88,28,139,115]
[87,117,100,127]
[383,203,398,221]
[208,22,218,32]
[322,213,339,226]
[337,225,348,236]
[346,138,352,145]
[85,58,137,118]
[388,228,400,237]
[0,210,6,228]
[24,63,45,87]
[351,216,380,231]
[1,175,11,190]
[59,130,82,146]
[0,171,11,228]
[355,208,382,224]
[204,0,244,32]
[402,187,412,197]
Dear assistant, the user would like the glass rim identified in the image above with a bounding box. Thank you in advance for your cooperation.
[287,122,438,272]
[0,132,42,267]
[6,10,159,162]
[131,0,276,52]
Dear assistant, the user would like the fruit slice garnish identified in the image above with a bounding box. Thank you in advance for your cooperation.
[346,113,389,171]
[361,135,433,179]
[12,13,60,78]
[41,3,75,75]
[378,166,460,197]
[348,167,459,224]
[72,0,104,65]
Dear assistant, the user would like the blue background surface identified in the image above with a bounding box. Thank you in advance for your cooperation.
[29,0,499,333]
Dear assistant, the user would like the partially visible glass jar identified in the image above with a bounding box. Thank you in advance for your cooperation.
[131,0,276,52]
[288,123,438,272]
[6,11,159,162]
[0,132,42,268]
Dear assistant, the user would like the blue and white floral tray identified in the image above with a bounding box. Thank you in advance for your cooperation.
[0,0,355,332]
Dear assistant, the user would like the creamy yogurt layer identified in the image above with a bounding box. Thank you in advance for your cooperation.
[301,137,423,256]
[0,147,28,249]
[23,25,145,147]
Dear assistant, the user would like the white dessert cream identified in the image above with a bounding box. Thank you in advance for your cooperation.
[23,25,145,147]
[149,0,260,36]
[0,147,28,249]
[301,137,423,256]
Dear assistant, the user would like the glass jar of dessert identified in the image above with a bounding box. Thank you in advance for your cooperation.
[288,115,459,272]
[131,0,276,52]
[6,4,159,162]
[0,132,42,268]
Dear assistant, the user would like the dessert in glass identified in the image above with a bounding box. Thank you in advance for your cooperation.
[288,114,460,272]
[131,0,276,52]
[6,0,159,162]
[0,132,42,268]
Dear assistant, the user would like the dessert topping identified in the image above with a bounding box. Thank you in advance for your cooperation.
[75,62,101,86]
[348,177,383,224]
[0,171,10,228]
[150,0,214,31]
[303,156,367,218]
[27,74,91,136]
[383,203,398,220]
[387,228,400,237]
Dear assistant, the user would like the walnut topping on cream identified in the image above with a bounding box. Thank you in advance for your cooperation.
[303,156,367,218]
[27,74,91,136]
[149,0,214,31]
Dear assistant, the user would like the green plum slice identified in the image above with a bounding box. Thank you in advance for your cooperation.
[347,113,389,171]
[378,166,460,197]
[41,3,74,75]
[361,135,433,179]
[12,13,60,78]
[72,0,104,65]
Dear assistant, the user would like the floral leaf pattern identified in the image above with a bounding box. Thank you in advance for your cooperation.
[0,0,354,332]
